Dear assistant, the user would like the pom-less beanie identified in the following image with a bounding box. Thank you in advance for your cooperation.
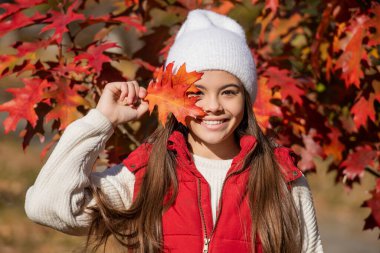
[165,9,257,102]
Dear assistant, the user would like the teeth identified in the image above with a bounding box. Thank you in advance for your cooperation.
[202,120,224,125]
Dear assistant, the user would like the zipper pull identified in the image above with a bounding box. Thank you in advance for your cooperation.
[203,238,210,253]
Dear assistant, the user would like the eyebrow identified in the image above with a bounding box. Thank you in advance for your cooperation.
[195,83,241,90]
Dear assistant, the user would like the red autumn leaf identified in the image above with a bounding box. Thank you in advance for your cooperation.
[334,15,368,88]
[52,61,91,78]
[253,76,282,130]
[292,128,324,172]
[339,145,377,180]
[74,42,119,73]
[15,40,52,57]
[114,15,147,33]
[0,78,51,133]
[323,127,345,163]
[362,179,380,231]
[144,62,205,126]
[40,4,85,43]
[0,11,45,37]
[45,80,90,130]
[0,0,45,20]
[351,95,376,130]
[263,67,305,105]
[265,0,279,13]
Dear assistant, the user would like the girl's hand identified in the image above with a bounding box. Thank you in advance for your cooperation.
[96,81,150,127]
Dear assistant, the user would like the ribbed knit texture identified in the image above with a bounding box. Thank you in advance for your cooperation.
[193,154,232,224]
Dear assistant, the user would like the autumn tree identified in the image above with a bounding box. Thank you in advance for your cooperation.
[0,0,379,236]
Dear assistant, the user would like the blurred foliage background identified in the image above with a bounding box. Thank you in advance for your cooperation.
[0,0,380,252]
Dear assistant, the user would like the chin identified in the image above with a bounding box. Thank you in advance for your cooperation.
[191,130,232,145]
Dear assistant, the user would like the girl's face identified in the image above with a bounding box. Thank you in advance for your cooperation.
[185,70,245,157]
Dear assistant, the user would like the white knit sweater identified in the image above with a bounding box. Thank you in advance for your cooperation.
[25,109,324,252]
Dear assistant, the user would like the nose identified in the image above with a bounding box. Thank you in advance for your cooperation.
[201,95,223,113]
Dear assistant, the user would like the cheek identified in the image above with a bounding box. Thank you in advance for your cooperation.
[228,99,245,119]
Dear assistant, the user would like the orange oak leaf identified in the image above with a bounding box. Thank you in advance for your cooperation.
[40,4,85,43]
[253,76,282,131]
[339,145,378,180]
[0,78,51,133]
[267,13,302,43]
[0,55,18,77]
[45,80,91,130]
[210,1,234,15]
[144,62,205,126]
[334,15,369,88]
[263,67,305,105]
[323,127,345,163]
[256,0,279,43]
[74,42,119,73]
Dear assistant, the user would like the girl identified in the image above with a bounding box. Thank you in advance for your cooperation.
[25,9,323,253]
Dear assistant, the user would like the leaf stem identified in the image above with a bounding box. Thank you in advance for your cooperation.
[365,167,380,178]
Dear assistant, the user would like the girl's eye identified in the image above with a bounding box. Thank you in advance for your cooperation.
[186,91,204,98]
[222,90,238,96]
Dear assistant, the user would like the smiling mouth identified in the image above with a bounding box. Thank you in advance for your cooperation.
[202,120,225,125]
[195,118,228,125]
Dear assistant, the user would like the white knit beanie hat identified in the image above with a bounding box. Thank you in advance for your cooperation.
[165,9,257,102]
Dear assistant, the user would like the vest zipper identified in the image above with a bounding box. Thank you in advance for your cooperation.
[197,174,235,253]
[197,179,210,253]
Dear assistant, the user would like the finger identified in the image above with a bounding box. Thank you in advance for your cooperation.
[138,87,147,99]
[119,82,128,102]
[136,100,149,118]
[126,82,136,104]
[131,81,140,104]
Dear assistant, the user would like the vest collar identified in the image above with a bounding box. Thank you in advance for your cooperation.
[167,130,258,178]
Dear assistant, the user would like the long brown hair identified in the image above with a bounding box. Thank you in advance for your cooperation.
[85,89,303,253]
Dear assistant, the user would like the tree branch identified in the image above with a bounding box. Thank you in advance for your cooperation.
[365,167,380,178]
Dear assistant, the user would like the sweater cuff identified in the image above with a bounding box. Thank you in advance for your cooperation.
[81,108,114,136]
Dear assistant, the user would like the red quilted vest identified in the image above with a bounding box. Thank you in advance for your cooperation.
[122,131,302,253]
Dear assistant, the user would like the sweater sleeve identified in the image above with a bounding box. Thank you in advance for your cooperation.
[24,109,136,236]
[291,175,324,253]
